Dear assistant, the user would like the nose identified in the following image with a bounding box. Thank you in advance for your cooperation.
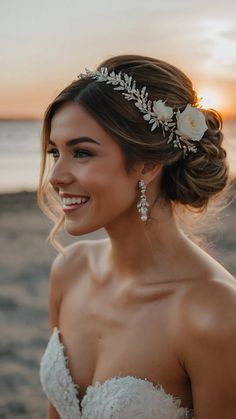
[49,161,74,188]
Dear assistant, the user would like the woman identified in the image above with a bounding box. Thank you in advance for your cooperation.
[39,55,236,419]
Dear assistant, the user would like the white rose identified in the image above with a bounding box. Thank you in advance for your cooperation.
[176,104,208,140]
[152,100,173,121]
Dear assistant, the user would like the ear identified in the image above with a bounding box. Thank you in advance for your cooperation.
[139,162,163,185]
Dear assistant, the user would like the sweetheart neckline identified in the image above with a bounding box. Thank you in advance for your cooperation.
[52,326,194,414]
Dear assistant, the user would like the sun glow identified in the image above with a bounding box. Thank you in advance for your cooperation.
[198,88,224,112]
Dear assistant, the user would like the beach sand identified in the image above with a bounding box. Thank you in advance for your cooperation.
[0,191,235,418]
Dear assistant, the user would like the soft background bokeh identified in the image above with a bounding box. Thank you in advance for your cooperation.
[0,0,235,418]
[1,0,236,120]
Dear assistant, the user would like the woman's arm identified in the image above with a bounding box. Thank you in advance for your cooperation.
[48,251,66,332]
[46,242,86,419]
[46,253,66,419]
[183,281,236,418]
[48,402,60,419]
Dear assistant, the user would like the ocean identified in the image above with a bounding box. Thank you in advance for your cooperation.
[0,120,235,193]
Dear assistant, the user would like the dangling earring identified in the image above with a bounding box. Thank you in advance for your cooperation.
[137,180,149,223]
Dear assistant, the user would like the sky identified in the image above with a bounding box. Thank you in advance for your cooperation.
[1,0,236,120]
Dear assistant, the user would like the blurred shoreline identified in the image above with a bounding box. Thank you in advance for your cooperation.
[0,189,235,418]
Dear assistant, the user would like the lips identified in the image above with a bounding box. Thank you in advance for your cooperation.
[60,193,89,212]
[59,192,89,203]
[62,196,89,205]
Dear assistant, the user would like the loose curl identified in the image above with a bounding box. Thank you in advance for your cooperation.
[37,54,230,251]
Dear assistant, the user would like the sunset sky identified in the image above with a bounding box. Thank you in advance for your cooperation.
[1,0,236,120]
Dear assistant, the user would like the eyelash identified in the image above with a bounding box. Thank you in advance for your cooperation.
[47,148,92,159]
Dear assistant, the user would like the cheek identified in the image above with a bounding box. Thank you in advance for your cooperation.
[77,160,128,194]
[64,175,138,236]
[83,167,137,207]
[97,174,138,215]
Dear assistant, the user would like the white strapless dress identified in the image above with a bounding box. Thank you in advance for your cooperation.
[40,327,194,419]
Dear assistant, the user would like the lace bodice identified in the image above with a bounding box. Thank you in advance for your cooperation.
[40,327,194,419]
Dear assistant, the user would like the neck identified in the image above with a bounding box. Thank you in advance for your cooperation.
[104,200,186,283]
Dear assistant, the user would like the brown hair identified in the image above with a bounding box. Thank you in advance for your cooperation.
[37,54,229,251]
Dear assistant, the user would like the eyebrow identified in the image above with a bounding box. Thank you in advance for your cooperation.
[48,136,100,147]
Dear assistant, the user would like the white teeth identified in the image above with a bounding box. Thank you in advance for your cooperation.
[62,197,89,206]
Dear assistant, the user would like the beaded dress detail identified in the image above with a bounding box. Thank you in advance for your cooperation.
[40,327,194,419]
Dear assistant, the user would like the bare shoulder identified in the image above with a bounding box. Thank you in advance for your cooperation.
[180,270,236,339]
[176,240,236,331]
[50,238,108,283]
[48,238,108,330]
[50,240,91,274]
[50,238,109,290]
[178,274,236,417]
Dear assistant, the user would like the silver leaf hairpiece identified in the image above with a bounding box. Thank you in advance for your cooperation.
[77,67,208,157]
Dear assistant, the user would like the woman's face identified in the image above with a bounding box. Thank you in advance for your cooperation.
[48,102,142,235]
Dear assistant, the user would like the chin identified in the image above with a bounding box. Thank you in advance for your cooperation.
[64,220,104,237]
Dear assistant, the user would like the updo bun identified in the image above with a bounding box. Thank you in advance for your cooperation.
[161,108,228,209]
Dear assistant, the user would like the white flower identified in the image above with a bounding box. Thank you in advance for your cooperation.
[176,104,208,141]
[152,100,173,121]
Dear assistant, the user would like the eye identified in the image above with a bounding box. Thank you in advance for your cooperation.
[74,149,92,158]
[47,148,59,159]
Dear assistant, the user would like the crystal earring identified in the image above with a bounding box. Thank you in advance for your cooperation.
[137,180,149,223]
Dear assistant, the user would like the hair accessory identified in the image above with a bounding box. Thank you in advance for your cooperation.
[78,67,208,157]
[137,180,149,223]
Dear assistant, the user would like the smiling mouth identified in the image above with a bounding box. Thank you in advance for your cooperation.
[61,196,90,213]
[62,196,89,206]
